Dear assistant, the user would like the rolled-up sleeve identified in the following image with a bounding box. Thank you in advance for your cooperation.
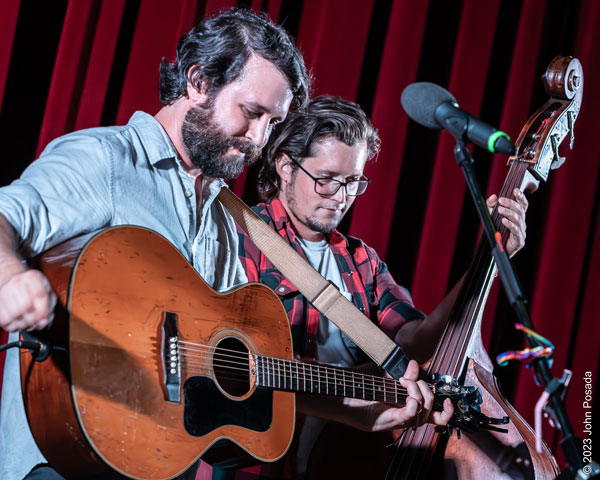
[0,134,113,256]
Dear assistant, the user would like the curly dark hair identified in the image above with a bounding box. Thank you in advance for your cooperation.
[257,96,381,200]
[159,8,310,110]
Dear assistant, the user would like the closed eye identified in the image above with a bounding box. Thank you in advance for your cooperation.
[242,106,260,119]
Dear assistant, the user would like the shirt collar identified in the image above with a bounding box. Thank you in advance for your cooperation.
[127,111,227,195]
[127,111,179,166]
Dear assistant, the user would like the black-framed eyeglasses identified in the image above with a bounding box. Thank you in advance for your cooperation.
[289,157,371,197]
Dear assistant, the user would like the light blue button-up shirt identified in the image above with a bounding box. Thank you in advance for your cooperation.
[0,111,248,479]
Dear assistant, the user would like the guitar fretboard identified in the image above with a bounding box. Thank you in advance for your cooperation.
[254,355,406,404]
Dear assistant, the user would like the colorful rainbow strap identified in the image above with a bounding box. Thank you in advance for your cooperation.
[496,323,554,368]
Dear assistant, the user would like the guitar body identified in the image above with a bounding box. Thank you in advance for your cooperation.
[20,226,295,480]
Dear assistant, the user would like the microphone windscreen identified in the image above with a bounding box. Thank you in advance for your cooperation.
[401,82,457,130]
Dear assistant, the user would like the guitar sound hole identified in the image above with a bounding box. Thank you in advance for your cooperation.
[213,337,250,397]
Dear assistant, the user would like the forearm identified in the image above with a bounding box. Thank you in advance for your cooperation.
[296,393,379,432]
[395,275,465,363]
[0,214,26,286]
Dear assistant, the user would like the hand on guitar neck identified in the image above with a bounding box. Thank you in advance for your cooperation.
[0,213,56,333]
[296,359,454,432]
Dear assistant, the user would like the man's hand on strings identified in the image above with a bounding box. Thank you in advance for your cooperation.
[364,360,454,432]
[296,360,454,432]
[487,188,529,258]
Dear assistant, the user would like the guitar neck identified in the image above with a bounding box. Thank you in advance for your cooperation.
[253,355,407,404]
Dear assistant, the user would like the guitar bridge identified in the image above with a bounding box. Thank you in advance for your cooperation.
[162,312,181,403]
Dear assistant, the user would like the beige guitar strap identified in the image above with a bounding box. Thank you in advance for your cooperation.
[217,187,410,378]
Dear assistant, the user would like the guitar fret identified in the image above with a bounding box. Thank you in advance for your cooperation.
[255,356,258,386]
[325,367,329,395]
[317,365,321,394]
[372,375,375,400]
[257,356,261,387]
[305,364,308,392]
[262,357,269,387]
[264,357,268,388]
[333,369,337,396]
[277,358,281,389]
[303,363,307,392]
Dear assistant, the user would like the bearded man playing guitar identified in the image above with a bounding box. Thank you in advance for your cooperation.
[0,9,310,480]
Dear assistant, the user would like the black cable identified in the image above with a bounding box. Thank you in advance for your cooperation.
[0,339,43,353]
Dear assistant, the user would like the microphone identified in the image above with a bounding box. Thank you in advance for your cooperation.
[401,82,516,155]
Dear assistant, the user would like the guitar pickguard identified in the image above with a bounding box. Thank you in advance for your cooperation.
[184,376,273,436]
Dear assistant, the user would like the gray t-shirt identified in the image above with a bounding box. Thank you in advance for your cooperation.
[294,237,354,474]
[296,236,355,367]
[0,111,247,479]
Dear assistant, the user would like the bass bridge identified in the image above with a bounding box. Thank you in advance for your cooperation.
[430,373,510,438]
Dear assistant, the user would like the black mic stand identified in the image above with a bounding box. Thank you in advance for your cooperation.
[450,134,595,479]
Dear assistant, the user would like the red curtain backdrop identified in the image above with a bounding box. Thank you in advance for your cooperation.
[1,0,598,471]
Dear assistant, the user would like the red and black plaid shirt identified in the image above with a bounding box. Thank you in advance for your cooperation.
[237,198,424,363]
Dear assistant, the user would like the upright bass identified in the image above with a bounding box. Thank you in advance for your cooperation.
[308,56,582,479]
[384,55,582,480]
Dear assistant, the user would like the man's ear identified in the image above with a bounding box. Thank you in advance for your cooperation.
[275,153,294,183]
[186,66,209,104]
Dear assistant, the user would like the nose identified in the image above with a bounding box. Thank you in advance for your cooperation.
[245,118,270,149]
[330,184,347,204]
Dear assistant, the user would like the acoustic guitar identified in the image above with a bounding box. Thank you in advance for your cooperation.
[20,226,499,480]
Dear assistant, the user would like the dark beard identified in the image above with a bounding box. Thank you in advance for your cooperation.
[180,103,260,180]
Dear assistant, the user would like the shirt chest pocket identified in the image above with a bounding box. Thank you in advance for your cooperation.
[261,271,300,300]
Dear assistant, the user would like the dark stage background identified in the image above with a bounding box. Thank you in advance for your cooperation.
[1,0,598,471]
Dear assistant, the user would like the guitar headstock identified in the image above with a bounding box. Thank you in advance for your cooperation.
[430,373,509,438]
[507,56,583,182]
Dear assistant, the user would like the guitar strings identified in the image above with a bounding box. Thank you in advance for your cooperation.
[179,340,406,390]
[174,341,418,401]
